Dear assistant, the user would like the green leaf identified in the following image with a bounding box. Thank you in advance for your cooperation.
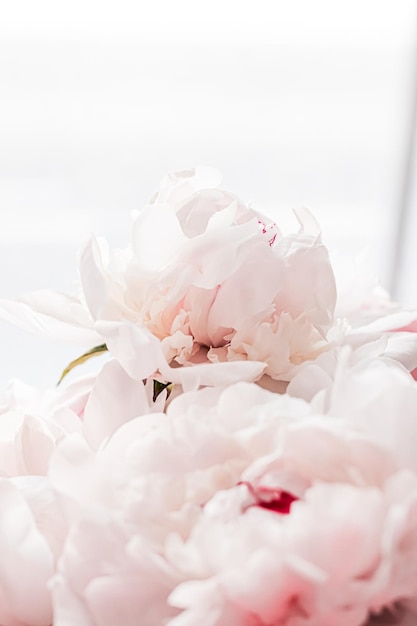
[153,380,173,402]
[57,344,108,385]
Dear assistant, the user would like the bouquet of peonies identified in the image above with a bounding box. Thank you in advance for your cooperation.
[2,168,417,626]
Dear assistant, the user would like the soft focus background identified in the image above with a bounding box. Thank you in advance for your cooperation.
[0,0,417,387]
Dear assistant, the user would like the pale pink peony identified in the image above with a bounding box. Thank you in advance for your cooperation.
[1,169,417,626]
[166,473,417,626]
[48,365,417,625]
[83,168,337,381]
[0,169,337,386]
[3,169,417,396]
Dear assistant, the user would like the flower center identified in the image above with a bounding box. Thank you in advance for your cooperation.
[239,481,298,515]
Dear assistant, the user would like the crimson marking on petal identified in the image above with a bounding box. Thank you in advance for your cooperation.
[258,219,268,234]
[257,220,278,246]
[238,481,298,515]
[268,232,277,246]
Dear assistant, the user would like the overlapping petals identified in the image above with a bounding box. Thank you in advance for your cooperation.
[0,170,417,625]
[0,169,338,385]
[90,170,337,381]
[44,365,417,625]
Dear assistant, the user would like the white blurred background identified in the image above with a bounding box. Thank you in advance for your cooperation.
[0,0,417,388]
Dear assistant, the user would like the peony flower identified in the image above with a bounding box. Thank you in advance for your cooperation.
[2,167,417,626]
[48,366,417,624]
[166,473,417,626]
[81,169,337,382]
[3,168,417,399]
[0,168,337,387]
